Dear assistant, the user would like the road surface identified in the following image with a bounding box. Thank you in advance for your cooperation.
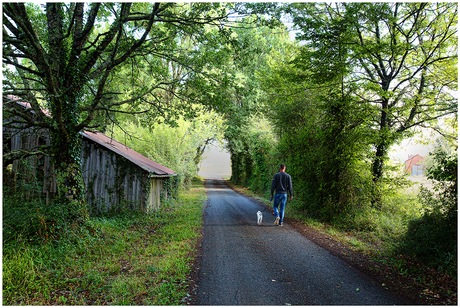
[194,177,402,305]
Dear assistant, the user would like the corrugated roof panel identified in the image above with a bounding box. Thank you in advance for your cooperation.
[81,130,176,176]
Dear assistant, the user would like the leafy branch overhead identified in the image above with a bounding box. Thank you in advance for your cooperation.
[3,3,239,134]
[2,2,242,202]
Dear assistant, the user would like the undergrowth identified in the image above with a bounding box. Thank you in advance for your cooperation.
[3,178,206,305]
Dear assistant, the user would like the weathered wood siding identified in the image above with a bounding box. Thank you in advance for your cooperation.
[148,178,163,212]
[3,124,57,200]
[81,138,153,212]
[5,110,171,211]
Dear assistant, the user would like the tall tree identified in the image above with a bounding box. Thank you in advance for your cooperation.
[219,16,292,185]
[3,3,237,213]
[286,2,458,205]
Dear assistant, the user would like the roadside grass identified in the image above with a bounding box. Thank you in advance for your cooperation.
[3,178,206,305]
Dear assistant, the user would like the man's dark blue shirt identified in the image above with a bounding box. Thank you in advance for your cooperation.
[271,171,293,197]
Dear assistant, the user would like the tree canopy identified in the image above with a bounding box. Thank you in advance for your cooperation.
[3,2,457,219]
[3,2,240,204]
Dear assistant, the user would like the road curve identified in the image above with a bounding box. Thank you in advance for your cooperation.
[194,178,401,305]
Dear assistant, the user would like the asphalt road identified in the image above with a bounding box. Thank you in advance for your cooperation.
[194,177,402,305]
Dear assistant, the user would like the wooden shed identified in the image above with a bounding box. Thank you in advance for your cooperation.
[3,96,177,212]
[81,130,177,212]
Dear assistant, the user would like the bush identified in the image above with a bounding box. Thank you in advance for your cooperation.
[397,148,457,276]
[399,208,457,276]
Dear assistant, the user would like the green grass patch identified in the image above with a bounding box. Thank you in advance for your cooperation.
[3,178,206,305]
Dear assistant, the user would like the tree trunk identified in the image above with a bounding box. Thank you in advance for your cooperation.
[49,95,88,221]
[371,99,390,208]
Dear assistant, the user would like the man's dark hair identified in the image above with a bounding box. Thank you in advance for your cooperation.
[280,164,286,170]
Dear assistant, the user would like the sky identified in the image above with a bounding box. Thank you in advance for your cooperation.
[198,143,231,179]
[389,140,433,163]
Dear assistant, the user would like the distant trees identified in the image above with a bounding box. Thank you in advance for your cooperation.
[218,17,292,189]
[110,108,226,186]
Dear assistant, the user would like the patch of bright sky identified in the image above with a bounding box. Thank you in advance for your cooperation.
[389,138,433,164]
[198,142,231,179]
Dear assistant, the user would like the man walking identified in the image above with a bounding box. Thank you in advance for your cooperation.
[270,164,293,226]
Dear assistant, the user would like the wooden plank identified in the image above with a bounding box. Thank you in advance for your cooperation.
[133,176,138,202]
[108,154,116,206]
[156,179,161,210]
[100,149,107,206]
[94,146,100,199]
[148,178,156,211]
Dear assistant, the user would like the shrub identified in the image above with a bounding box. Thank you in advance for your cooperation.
[397,147,457,276]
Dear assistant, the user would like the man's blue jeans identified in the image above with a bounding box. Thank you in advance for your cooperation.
[273,193,287,224]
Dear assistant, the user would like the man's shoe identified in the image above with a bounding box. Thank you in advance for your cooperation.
[279,223,283,226]
[274,216,280,225]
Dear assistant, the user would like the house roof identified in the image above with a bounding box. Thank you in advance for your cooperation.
[5,95,52,117]
[405,154,423,163]
[5,95,176,177]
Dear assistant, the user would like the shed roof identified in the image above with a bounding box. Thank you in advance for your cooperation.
[81,130,175,176]
[5,95,176,177]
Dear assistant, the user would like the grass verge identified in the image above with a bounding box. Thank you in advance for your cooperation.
[3,178,206,305]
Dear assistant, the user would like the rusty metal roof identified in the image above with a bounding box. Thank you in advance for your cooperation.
[5,95,52,117]
[81,130,176,176]
[6,95,176,177]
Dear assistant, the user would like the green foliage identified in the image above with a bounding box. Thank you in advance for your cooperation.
[3,160,88,244]
[109,110,225,187]
[284,2,458,203]
[3,241,48,301]
[3,178,206,305]
[162,175,181,201]
[229,115,278,194]
[223,17,292,190]
[3,195,88,244]
[398,144,457,276]
[258,38,375,220]
[342,187,422,238]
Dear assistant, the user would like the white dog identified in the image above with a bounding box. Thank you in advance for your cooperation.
[257,211,263,225]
